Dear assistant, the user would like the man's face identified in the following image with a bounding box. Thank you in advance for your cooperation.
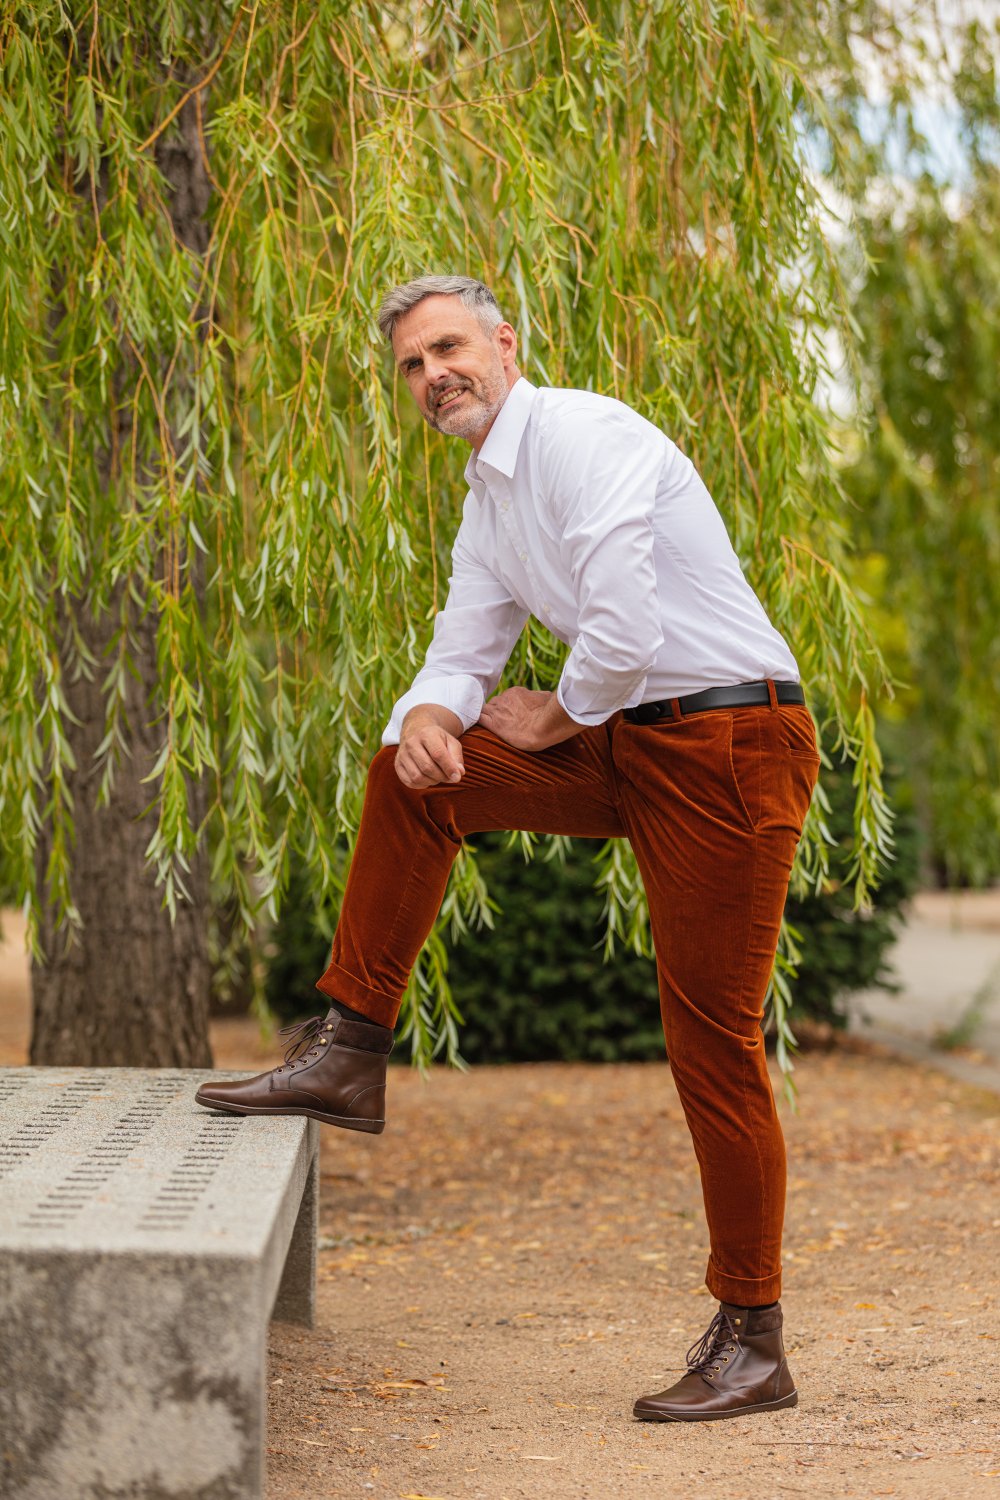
[392,294,517,444]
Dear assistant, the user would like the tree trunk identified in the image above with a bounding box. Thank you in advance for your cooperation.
[30,586,212,1067]
[30,87,214,1067]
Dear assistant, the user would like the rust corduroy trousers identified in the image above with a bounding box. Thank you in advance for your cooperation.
[316,684,820,1305]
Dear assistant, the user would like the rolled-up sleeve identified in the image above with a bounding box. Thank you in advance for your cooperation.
[381,521,529,746]
[540,407,666,726]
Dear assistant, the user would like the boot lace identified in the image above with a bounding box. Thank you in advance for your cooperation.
[684,1307,740,1377]
[274,1014,332,1072]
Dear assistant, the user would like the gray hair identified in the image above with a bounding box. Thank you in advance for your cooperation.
[376,274,504,345]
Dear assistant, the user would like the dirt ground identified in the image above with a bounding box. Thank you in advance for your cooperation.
[257,1048,1000,1500]
[2,915,999,1498]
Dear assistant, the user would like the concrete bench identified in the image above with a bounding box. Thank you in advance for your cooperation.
[0,1067,319,1500]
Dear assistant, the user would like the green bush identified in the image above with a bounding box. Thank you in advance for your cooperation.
[264,757,918,1061]
[443,835,665,1063]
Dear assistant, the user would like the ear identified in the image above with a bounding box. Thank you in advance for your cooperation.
[495,320,518,367]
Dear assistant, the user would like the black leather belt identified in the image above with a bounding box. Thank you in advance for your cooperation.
[622,680,805,724]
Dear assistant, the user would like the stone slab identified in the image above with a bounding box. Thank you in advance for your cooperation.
[0,1067,319,1500]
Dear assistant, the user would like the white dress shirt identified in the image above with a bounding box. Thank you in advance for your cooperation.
[382,377,800,745]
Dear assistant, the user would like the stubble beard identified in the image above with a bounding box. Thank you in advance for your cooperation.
[427,356,508,441]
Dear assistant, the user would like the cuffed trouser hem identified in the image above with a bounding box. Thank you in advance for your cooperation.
[315,963,400,1029]
[705,1258,782,1306]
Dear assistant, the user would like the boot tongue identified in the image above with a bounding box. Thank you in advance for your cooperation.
[685,1305,742,1374]
[276,1013,327,1067]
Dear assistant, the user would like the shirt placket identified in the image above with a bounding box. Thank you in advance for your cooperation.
[489,474,556,626]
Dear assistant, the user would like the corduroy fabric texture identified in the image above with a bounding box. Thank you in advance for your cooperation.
[316,691,820,1304]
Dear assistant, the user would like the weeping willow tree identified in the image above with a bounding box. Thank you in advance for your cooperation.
[847,172,1000,887]
[0,0,894,1071]
[757,0,1000,886]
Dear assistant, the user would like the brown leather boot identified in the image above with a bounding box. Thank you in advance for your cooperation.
[195,1008,393,1133]
[633,1300,798,1421]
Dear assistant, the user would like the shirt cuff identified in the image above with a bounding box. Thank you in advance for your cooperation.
[555,671,651,728]
[381,675,486,746]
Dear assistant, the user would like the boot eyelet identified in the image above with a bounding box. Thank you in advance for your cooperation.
[320,1038,328,1044]
[721,1356,729,1362]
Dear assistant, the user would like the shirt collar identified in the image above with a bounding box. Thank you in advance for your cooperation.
[463,376,537,486]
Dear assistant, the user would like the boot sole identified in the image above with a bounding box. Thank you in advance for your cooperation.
[633,1389,798,1422]
[194,1092,385,1134]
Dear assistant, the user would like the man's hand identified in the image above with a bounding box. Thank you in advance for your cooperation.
[395,704,466,789]
[478,687,581,751]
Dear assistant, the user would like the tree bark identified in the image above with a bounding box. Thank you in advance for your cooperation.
[30,86,214,1067]
[30,586,213,1067]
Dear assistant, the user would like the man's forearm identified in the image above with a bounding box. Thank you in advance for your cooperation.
[525,690,581,748]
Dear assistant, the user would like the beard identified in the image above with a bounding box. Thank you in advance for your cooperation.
[427,357,508,440]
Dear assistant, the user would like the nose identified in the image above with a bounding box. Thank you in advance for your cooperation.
[425,354,452,385]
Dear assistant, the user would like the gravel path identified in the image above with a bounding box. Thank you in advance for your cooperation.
[846,890,1000,1094]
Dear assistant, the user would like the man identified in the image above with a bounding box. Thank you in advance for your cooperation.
[197,274,821,1423]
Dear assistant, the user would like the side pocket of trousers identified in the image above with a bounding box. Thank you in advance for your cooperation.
[727,711,764,833]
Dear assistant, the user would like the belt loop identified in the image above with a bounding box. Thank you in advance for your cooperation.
[766,678,778,712]
[670,696,683,722]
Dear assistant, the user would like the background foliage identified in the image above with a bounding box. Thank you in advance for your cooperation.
[761,0,1000,884]
[844,174,1000,886]
[4,1,993,1070]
